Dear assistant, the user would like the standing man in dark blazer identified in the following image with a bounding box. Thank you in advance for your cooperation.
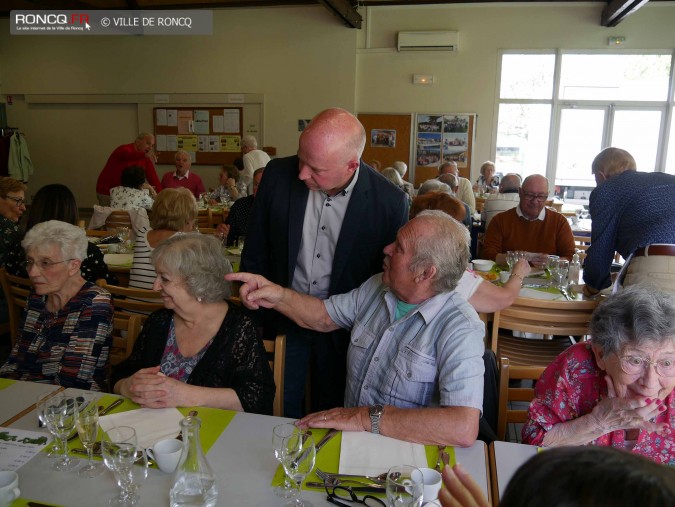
[241,108,409,418]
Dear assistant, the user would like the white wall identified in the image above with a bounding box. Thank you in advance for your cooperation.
[1,3,675,204]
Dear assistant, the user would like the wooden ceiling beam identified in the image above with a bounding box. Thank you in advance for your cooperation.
[601,0,650,27]
[317,0,362,28]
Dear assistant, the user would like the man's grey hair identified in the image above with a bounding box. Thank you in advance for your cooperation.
[590,285,675,357]
[152,233,232,303]
[592,147,637,179]
[418,179,452,197]
[392,161,408,178]
[242,135,258,149]
[439,161,458,175]
[22,220,88,262]
[438,173,459,190]
[381,167,404,186]
[500,174,521,192]
[174,149,191,160]
[410,210,470,293]
[136,133,153,141]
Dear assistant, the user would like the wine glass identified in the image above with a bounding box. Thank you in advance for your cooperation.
[506,251,518,273]
[555,259,570,290]
[280,428,316,507]
[76,393,103,478]
[36,392,63,458]
[272,423,296,498]
[546,255,560,286]
[111,450,149,507]
[40,393,79,471]
[386,465,423,507]
[102,426,138,507]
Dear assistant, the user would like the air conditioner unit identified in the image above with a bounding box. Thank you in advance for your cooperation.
[397,31,458,52]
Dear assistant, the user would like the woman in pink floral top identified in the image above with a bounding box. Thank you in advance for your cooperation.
[523,286,675,465]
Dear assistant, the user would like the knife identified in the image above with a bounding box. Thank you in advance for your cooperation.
[293,428,338,467]
[306,481,384,493]
[99,398,124,416]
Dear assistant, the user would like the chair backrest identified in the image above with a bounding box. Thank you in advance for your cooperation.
[85,229,111,237]
[497,357,545,441]
[0,268,32,347]
[264,334,286,418]
[105,210,132,231]
[196,208,213,229]
[109,314,142,366]
[96,280,164,322]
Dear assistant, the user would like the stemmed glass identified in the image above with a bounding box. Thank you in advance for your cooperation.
[279,428,316,507]
[385,465,424,507]
[76,393,104,478]
[102,426,138,507]
[554,259,570,290]
[39,393,79,471]
[272,423,296,498]
[36,392,63,458]
[111,450,149,507]
[506,251,518,274]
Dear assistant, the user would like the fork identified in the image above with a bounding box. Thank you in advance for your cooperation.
[315,467,386,484]
[434,445,445,471]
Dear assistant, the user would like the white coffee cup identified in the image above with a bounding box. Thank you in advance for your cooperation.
[146,438,182,473]
[499,271,511,283]
[411,467,442,502]
[0,471,20,507]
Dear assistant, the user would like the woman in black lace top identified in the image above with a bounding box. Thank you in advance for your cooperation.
[4,184,118,285]
[111,233,274,415]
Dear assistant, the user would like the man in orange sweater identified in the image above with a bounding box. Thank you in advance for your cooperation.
[481,174,575,267]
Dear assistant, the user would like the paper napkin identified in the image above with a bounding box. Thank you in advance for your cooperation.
[99,407,184,448]
[338,432,427,475]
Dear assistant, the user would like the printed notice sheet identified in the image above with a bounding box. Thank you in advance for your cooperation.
[0,426,52,471]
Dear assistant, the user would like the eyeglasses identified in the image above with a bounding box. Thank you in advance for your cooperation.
[619,355,675,377]
[522,192,548,202]
[326,485,385,507]
[23,259,76,272]
[2,195,26,207]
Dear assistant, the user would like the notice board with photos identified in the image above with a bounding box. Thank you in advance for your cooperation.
[358,113,413,179]
[414,113,476,187]
[153,107,243,165]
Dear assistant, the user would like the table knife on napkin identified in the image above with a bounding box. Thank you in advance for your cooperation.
[306,481,383,493]
[294,428,338,466]
[99,398,124,416]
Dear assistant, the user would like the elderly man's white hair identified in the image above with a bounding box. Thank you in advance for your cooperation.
[392,161,408,178]
[241,135,258,149]
[417,179,452,196]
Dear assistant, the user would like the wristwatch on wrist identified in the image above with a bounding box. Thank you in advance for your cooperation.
[369,404,385,434]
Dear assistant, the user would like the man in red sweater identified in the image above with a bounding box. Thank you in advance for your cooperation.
[96,133,162,206]
[160,150,206,198]
[482,174,575,267]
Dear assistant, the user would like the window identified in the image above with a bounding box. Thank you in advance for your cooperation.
[495,51,674,200]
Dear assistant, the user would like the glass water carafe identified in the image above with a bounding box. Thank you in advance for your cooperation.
[169,416,218,507]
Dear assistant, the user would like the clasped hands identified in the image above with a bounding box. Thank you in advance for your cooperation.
[120,366,191,409]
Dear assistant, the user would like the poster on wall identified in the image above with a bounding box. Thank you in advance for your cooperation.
[370,129,397,148]
[413,113,476,185]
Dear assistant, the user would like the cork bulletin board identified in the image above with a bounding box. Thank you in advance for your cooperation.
[358,113,413,180]
[153,106,243,165]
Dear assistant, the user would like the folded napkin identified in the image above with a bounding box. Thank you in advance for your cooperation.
[103,253,133,267]
[99,408,184,448]
[519,287,563,300]
[338,432,427,475]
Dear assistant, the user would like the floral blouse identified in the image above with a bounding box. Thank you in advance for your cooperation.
[523,342,675,465]
[110,186,154,210]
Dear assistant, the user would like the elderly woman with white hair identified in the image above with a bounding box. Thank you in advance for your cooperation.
[111,233,275,415]
[0,221,113,390]
[381,167,413,206]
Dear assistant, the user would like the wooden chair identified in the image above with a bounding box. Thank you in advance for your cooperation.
[264,334,286,417]
[105,210,132,232]
[109,314,142,366]
[197,208,214,229]
[490,296,599,368]
[85,229,111,238]
[0,268,32,347]
[96,280,163,322]
[497,357,545,441]
[199,227,218,235]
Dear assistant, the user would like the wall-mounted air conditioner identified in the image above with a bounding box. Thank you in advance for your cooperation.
[397,31,459,52]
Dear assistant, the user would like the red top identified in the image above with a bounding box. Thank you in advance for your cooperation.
[160,171,206,198]
[96,143,161,196]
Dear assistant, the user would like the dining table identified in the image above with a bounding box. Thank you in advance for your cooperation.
[2,381,491,506]
[489,441,540,502]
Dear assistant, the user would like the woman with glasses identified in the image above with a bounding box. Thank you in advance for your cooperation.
[523,285,675,464]
[0,177,27,266]
[0,220,113,391]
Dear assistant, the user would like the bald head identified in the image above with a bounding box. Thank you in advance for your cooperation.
[300,108,366,162]
[439,161,458,176]
[592,147,637,185]
[499,174,521,193]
